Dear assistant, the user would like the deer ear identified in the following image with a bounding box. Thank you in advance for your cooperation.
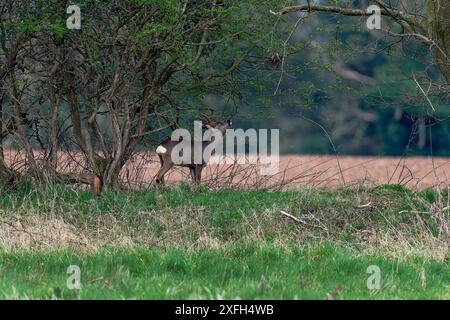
[205,124,213,130]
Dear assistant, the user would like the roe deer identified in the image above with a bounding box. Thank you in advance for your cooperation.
[154,116,232,185]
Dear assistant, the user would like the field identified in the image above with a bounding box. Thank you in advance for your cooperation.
[0,184,449,299]
[155,155,450,190]
[4,150,450,190]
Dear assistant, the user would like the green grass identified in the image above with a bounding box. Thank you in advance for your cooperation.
[1,244,449,299]
[0,184,449,299]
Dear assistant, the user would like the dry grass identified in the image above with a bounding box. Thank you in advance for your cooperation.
[0,186,448,261]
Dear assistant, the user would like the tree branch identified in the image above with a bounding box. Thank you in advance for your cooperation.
[270,4,426,30]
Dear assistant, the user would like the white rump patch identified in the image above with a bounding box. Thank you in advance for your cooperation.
[156,145,167,154]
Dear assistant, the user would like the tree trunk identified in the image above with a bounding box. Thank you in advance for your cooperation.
[427,0,450,83]
[8,82,38,176]
[48,95,59,173]
[0,90,6,181]
[101,167,122,191]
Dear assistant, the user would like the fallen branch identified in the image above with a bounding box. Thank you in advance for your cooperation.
[280,210,306,225]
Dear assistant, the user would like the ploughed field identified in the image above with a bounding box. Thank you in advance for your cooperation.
[4,150,450,190]
[143,155,450,190]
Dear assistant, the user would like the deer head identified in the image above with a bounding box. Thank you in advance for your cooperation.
[200,113,232,135]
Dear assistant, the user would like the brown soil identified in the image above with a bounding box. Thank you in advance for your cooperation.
[140,155,450,190]
[3,149,450,190]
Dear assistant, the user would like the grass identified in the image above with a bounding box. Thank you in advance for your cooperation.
[0,184,449,299]
[1,244,449,299]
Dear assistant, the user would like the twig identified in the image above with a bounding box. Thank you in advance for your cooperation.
[412,73,435,112]
[280,210,306,224]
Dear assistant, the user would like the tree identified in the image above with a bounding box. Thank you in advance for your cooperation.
[0,0,286,191]
[270,0,450,84]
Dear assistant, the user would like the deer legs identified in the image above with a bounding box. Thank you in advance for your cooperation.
[155,156,173,186]
[155,158,204,186]
[189,165,204,184]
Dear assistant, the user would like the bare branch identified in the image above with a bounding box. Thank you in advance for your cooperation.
[270,4,425,30]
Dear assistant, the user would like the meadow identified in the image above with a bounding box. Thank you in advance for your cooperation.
[0,184,448,299]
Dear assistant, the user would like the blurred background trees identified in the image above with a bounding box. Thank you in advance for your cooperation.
[211,0,450,156]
